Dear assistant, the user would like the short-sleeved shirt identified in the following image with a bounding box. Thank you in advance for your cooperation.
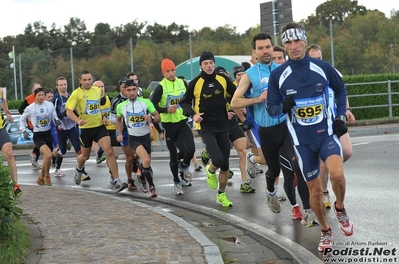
[116,97,156,137]
[65,86,103,129]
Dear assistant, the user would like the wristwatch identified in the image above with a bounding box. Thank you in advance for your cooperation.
[336,115,347,122]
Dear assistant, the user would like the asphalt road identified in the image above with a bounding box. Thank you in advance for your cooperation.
[15,133,399,261]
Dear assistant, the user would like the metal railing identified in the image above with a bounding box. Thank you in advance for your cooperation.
[346,80,399,119]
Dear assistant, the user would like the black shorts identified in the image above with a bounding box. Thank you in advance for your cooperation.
[0,128,11,149]
[33,130,53,151]
[79,125,109,148]
[128,134,151,155]
[108,130,120,147]
[229,123,245,143]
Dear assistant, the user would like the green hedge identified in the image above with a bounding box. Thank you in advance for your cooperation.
[343,74,399,120]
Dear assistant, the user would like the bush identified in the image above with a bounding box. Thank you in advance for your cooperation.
[0,157,23,242]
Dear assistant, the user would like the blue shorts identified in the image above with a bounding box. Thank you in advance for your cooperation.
[116,129,129,147]
[294,135,342,182]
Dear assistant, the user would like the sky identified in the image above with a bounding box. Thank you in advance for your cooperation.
[1,0,397,38]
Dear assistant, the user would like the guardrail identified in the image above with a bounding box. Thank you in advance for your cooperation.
[346,80,399,119]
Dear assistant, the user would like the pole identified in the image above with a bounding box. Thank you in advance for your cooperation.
[12,46,18,100]
[272,0,278,46]
[189,34,193,80]
[330,20,335,67]
[70,47,75,90]
[130,38,134,72]
[18,53,23,99]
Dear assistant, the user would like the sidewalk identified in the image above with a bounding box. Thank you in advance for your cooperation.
[20,186,223,264]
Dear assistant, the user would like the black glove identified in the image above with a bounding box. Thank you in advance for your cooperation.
[62,109,68,117]
[282,96,296,113]
[55,119,62,126]
[333,119,348,138]
[23,131,30,140]
[241,119,254,131]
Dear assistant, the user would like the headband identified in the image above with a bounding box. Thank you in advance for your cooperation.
[34,87,44,96]
[281,28,307,45]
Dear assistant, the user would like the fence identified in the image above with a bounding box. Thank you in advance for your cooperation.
[346,80,399,120]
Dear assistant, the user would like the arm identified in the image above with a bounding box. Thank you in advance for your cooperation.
[52,95,65,120]
[266,73,285,117]
[231,74,266,109]
[19,107,30,131]
[345,97,355,123]
[180,82,196,118]
[115,103,124,142]
[150,85,168,114]
[18,99,29,114]
[1,94,13,123]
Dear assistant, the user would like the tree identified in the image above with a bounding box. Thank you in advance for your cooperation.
[314,0,366,27]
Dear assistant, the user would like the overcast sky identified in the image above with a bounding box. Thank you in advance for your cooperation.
[1,0,397,38]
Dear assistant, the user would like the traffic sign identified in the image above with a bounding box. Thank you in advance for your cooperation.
[276,0,292,12]
[277,9,293,24]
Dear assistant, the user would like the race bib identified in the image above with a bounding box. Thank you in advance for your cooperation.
[85,100,100,115]
[37,115,50,128]
[126,111,145,128]
[294,96,324,126]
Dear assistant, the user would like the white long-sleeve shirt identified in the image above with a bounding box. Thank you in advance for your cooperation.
[19,101,58,132]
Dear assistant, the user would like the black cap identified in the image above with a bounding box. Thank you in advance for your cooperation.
[124,79,138,88]
[233,65,246,78]
[215,66,226,73]
[199,51,215,65]
[118,77,128,87]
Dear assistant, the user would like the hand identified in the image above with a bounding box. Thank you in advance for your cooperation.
[193,113,204,123]
[23,131,30,140]
[77,120,87,126]
[6,113,13,122]
[227,111,235,120]
[167,105,178,113]
[283,96,296,113]
[333,119,348,138]
[241,119,254,131]
[346,109,356,124]
[117,134,123,142]
[103,116,109,126]
[55,119,62,126]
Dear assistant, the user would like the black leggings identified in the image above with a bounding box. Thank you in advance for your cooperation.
[162,120,195,182]
[200,130,230,171]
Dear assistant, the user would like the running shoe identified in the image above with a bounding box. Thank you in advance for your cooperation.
[149,185,157,198]
[267,191,281,213]
[333,202,354,236]
[114,178,128,193]
[275,187,286,201]
[96,155,106,164]
[228,170,234,179]
[255,167,263,174]
[181,178,192,187]
[194,161,202,171]
[291,205,303,220]
[127,178,137,191]
[136,174,148,193]
[81,167,91,181]
[246,152,256,178]
[318,229,333,252]
[323,191,331,209]
[179,162,192,182]
[240,182,256,193]
[174,182,184,195]
[216,192,233,207]
[44,176,52,186]
[36,177,45,186]
[30,153,39,168]
[74,166,83,185]
[13,184,22,198]
[206,164,218,190]
[301,210,320,227]
[54,170,65,177]
[110,176,116,184]
[201,149,210,167]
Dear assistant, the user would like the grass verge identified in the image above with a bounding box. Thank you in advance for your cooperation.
[0,219,31,264]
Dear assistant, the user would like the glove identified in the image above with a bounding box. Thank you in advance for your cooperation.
[23,131,30,140]
[55,119,62,126]
[241,119,254,131]
[62,109,68,117]
[333,119,348,138]
[282,96,296,113]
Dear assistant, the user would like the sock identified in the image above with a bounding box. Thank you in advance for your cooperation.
[249,155,255,164]
[292,204,299,208]
[323,191,329,194]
